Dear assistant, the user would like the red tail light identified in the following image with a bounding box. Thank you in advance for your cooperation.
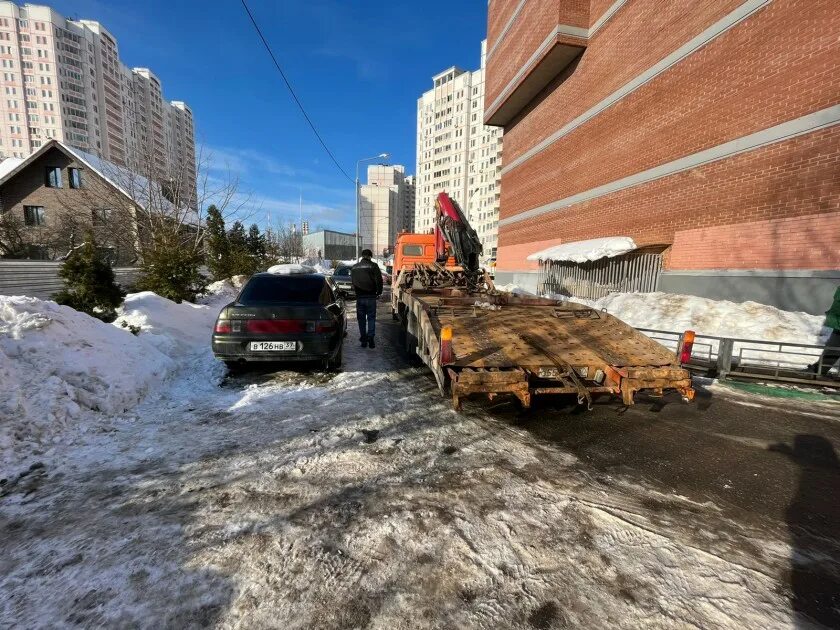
[214,320,232,334]
[679,330,695,364]
[315,321,337,333]
[245,319,307,334]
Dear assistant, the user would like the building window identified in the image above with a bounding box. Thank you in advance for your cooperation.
[92,208,111,226]
[45,166,62,187]
[23,205,45,226]
[69,167,82,189]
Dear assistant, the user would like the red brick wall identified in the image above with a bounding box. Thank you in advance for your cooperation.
[488,0,840,272]
[497,125,840,270]
[486,0,589,111]
[669,211,840,271]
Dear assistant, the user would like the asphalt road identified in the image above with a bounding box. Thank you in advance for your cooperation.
[372,298,840,626]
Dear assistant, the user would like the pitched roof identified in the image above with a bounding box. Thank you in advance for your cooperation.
[0,140,192,222]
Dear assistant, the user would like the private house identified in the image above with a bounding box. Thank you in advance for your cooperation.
[0,139,185,265]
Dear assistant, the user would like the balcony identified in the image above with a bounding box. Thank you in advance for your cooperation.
[485,0,589,126]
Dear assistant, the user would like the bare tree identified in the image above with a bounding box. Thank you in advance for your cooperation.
[265,221,303,263]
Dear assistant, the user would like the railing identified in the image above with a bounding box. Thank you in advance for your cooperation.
[0,261,139,301]
[538,250,663,300]
[637,328,840,388]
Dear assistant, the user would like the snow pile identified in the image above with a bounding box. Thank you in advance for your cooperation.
[267,263,317,275]
[1,281,242,475]
[115,292,218,356]
[527,236,637,263]
[203,275,248,306]
[494,283,537,297]
[298,258,335,275]
[593,292,827,345]
[0,296,173,469]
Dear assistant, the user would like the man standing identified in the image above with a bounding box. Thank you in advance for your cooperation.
[808,285,840,376]
[351,249,383,348]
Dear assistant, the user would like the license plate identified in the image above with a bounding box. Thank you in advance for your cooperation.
[249,341,296,352]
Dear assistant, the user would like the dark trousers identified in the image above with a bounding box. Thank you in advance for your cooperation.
[815,329,840,375]
[356,296,377,340]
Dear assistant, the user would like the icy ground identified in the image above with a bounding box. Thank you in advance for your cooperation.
[0,290,819,628]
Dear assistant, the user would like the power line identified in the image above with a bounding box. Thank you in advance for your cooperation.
[240,0,353,183]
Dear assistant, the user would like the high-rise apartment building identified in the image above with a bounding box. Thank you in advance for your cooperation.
[415,40,502,256]
[0,2,195,203]
[359,163,409,256]
[403,174,415,233]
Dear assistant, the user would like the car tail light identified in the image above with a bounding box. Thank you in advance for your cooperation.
[245,319,307,333]
[214,320,231,334]
[440,325,453,364]
[679,330,696,364]
[316,321,337,333]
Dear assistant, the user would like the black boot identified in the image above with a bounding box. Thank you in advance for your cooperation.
[360,336,368,348]
[368,337,376,349]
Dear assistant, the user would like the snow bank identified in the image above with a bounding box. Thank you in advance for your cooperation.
[527,236,637,263]
[1,279,243,475]
[0,296,173,470]
[593,292,827,345]
[203,275,248,306]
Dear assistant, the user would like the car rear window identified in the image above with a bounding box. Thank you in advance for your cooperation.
[334,266,351,277]
[238,275,329,304]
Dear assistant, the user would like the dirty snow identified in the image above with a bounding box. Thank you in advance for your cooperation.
[526,236,637,263]
[0,282,833,627]
[0,318,807,628]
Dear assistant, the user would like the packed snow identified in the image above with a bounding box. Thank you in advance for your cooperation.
[0,281,836,627]
[267,263,317,275]
[526,236,637,263]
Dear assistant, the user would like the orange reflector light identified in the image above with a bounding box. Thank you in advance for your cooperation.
[440,326,453,364]
[679,330,696,364]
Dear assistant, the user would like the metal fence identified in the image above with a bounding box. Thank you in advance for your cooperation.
[0,261,139,300]
[638,327,839,388]
[538,250,663,299]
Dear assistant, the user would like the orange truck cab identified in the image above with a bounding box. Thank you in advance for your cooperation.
[392,231,460,284]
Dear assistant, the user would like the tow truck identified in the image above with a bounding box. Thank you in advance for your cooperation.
[391,192,695,410]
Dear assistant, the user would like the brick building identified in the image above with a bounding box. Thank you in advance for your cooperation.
[0,139,174,264]
[484,0,840,314]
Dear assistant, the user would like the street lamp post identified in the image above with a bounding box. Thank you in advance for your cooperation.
[355,152,390,259]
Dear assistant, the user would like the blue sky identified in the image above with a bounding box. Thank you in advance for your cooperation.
[47,0,489,232]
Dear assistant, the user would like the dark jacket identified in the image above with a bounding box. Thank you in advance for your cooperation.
[826,286,840,331]
[351,257,383,297]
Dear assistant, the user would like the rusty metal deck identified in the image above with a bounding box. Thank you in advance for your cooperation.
[415,294,677,370]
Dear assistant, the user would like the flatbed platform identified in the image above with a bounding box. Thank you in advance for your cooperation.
[396,288,693,409]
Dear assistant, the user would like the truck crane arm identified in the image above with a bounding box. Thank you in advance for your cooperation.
[434,192,483,273]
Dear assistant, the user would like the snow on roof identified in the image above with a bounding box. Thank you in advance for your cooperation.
[266,263,318,275]
[0,156,24,179]
[0,140,195,222]
[527,236,637,263]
